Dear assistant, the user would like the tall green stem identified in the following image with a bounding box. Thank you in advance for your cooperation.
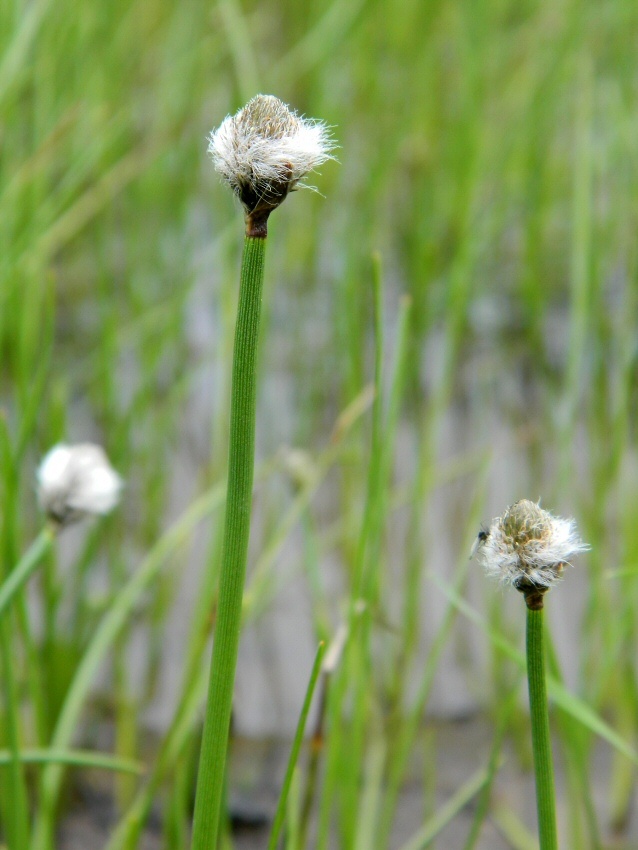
[191,234,266,850]
[526,605,558,850]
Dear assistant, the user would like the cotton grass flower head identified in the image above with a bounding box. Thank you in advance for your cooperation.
[475,499,588,609]
[208,94,336,236]
[37,443,122,527]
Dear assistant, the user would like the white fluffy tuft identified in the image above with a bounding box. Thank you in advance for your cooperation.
[475,500,589,590]
[37,443,122,526]
[208,94,336,211]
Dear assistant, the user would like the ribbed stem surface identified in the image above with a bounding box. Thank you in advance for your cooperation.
[527,606,558,850]
[191,235,266,850]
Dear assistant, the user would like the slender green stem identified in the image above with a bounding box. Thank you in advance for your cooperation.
[0,621,30,850]
[0,526,55,620]
[526,606,558,850]
[0,527,53,849]
[190,234,266,850]
[267,641,325,850]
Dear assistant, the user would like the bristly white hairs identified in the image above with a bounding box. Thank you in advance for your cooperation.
[208,94,336,211]
[37,443,123,527]
[475,499,589,589]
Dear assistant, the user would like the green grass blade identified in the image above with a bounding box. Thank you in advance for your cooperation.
[0,527,54,620]
[397,764,492,850]
[0,749,143,774]
[267,641,325,850]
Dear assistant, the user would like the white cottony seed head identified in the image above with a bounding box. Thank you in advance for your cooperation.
[37,443,122,527]
[475,499,589,591]
[208,94,336,224]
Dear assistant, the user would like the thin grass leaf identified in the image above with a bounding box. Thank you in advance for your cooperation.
[267,641,325,850]
[397,764,493,850]
[0,749,143,774]
[0,527,55,620]
[492,802,539,850]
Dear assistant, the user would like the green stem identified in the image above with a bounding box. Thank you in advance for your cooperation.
[267,641,325,850]
[526,606,558,850]
[0,622,30,850]
[190,234,266,850]
[0,526,54,849]
[0,526,55,620]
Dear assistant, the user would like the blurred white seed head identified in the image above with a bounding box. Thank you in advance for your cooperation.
[475,500,588,593]
[37,443,122,527]
[208,94,336,230]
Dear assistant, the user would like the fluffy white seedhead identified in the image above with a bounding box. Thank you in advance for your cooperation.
[208,94,336,229]
[475,499,588,592]
[37,443,123,527]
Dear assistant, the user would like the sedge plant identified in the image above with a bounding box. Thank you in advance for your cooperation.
[475,499,589,850]
[190,94,335,850]
[7,442,124,625]
[0,442,122,625]
[0,442,121,850]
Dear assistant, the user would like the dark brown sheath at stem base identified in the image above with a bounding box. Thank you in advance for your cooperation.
[518,581,548,611]
[245,210,270,238]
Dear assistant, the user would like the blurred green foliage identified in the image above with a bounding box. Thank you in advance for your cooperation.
[2,0,638,846]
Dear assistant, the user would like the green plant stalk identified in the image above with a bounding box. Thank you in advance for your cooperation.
[191,233,266,850]
[3,526,53,764]
[0,526,55,620]
[0,465,51,850]
[267,641,325,850]
[526,606,558,850]
[0,622,30,850]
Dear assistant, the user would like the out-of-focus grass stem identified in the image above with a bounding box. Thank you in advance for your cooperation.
[0,527,55,619]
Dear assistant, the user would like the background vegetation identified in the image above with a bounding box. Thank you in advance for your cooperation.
[2,0,638,847]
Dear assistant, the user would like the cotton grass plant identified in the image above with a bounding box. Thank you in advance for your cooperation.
[0,443,121,850]
[191,94,336,850]
[476,500,589,850]
[0,444,122,622]
[3,1,638,846]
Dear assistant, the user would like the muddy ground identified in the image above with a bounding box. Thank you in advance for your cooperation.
[57,715,636,850]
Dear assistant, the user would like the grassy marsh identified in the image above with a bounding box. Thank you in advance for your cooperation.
[2,0,638,847]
